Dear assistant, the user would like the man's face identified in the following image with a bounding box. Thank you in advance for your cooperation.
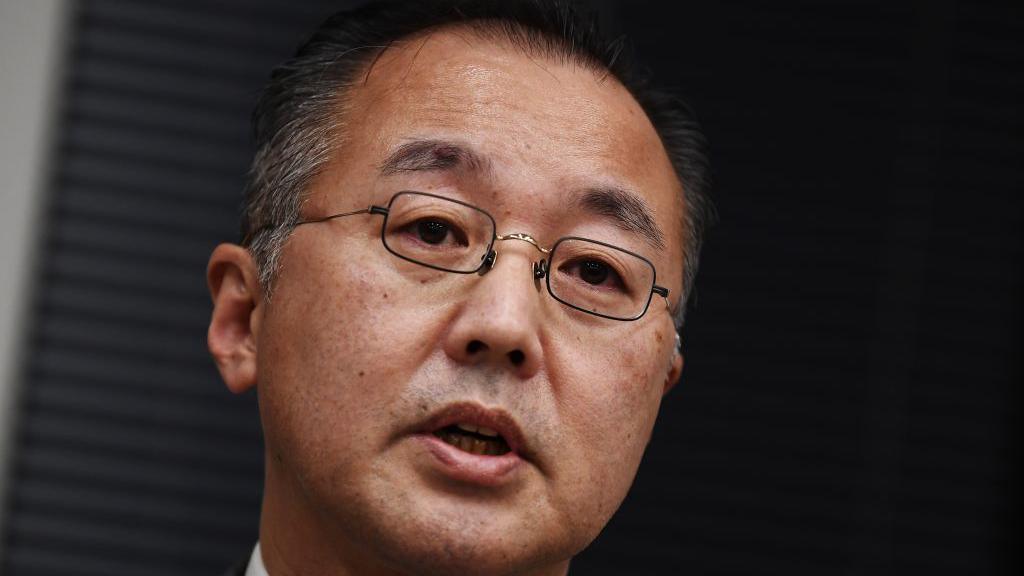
[252,28,684,574]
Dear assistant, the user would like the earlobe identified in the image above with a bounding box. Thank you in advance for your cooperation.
[207,243,262,394]
[663,335,684,395]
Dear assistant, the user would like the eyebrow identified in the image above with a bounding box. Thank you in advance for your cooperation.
[379,138,665,250]
[575,186,666,250]
[379,139,491,177]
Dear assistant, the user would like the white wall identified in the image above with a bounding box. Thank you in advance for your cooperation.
[0,0,70,541]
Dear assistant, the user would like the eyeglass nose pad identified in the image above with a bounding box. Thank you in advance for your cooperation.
[533,259,548,280]
[481,249,497,273]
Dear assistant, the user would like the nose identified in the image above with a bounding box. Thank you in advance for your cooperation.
[442,244,544,379]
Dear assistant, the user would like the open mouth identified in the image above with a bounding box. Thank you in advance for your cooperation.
[433,423,511,456]
[415,403,528,485]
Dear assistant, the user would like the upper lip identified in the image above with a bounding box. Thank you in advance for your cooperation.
[415,402,530,459]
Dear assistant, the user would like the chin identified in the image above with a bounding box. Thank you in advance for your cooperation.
[353,497,584,576]
[376,531,574,576]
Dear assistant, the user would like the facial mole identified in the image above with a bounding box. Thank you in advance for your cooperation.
[358,370,365,377]
[382,292,388,299]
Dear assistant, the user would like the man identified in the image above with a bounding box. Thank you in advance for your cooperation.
[207,1,711,574]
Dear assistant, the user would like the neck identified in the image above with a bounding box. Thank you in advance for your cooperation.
[259,453,405,576]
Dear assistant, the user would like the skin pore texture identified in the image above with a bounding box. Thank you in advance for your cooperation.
[207,27,686,576]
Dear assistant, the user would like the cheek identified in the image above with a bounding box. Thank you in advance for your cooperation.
[551,333,665,523]
[254,243,439,482]
[564,332,663,426]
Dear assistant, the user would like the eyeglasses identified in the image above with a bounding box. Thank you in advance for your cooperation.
[293,191,672,321]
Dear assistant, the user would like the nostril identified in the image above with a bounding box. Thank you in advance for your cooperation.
[463,340,526,367]
[507,350,525,366]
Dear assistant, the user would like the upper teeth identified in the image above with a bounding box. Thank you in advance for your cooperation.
[456,423,499,437]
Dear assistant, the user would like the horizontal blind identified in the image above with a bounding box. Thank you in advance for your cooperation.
[1,1,346,574]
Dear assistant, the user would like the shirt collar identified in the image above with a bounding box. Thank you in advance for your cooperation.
[245,542,270,576]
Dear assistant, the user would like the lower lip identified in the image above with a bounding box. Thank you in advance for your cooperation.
[414,433,524,487]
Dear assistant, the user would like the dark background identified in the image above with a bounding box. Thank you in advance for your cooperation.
[1,0,1019,574]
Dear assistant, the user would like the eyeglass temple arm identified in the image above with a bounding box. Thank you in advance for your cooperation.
[653,285,679,317]
[243,205,390,244]
[294,205,390,227]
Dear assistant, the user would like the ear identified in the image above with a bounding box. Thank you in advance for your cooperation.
[663,334,684,395]
[207,243,262,394]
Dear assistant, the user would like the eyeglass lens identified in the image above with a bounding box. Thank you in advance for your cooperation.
[547,238,656,320]
[382,192,495,273]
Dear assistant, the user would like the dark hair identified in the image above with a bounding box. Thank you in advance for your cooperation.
[242,0,711,327]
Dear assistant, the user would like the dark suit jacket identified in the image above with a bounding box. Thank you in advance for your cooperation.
[222,557,248,576]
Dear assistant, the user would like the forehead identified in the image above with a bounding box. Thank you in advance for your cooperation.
[319,27,684,269]
[349,29,673,178]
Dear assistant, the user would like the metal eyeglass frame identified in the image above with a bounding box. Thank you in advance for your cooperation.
[290,190,673,322]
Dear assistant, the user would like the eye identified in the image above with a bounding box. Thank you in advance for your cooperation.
[559,258,627,291]
[400,217,468,247]
[416,220,450,245]
[579,260,610,284]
